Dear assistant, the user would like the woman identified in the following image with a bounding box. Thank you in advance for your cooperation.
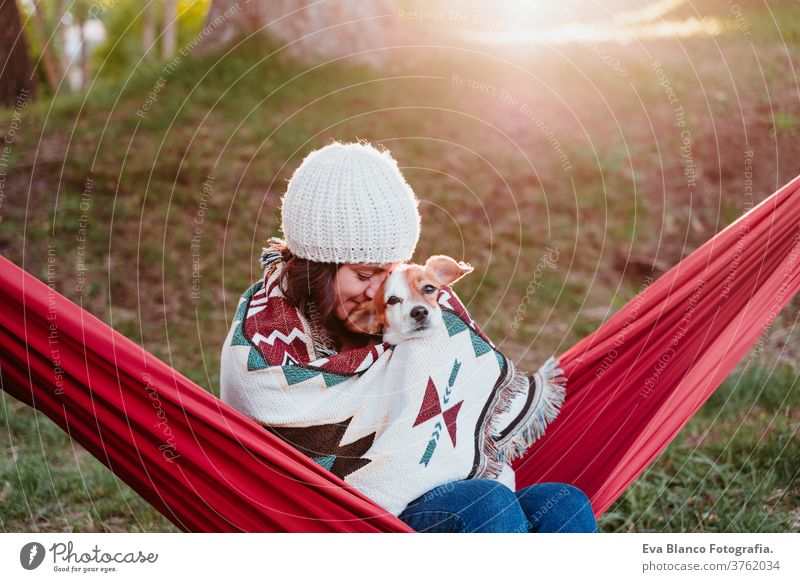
[220,140,597,533]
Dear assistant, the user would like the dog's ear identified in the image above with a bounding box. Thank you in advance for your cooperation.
[342,301,383,335]
[425,255,474,286]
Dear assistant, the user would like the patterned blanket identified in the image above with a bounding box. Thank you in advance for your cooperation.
[219,245,566,516]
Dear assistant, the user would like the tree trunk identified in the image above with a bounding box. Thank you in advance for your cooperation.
[143,1,157,59]
[199,0,254,51]
[162,0,177,60]
[198,0,400,67]
[57,0,69,75]
[0,0,37,107]
[32,0,61,92]
[76,8,87,90]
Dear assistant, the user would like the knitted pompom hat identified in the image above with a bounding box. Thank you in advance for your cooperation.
[280,140,421,264]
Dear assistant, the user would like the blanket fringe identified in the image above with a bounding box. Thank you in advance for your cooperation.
[259,237,287,268]
[481,356,566,476]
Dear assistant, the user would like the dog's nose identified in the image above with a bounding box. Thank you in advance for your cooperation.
[410,306,428,322]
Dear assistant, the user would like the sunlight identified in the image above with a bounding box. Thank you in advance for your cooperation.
[452,0,727,46]
[615,0,688,26]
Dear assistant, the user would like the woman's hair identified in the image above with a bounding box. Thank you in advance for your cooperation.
[267,239,368,351]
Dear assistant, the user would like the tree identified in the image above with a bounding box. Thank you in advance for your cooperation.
[94,0,210,81]
[0,0,37,107]
[142,1,157,60]
[31,0,63,93]
[74,0,89,91]
[57,0,69,75]
[198,0,400,67]
[162,0,177,59]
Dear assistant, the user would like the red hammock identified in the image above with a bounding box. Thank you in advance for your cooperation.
[1,176,799,532]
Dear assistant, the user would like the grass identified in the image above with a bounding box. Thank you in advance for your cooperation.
[772,111,799,136]
[1,394,177,532]
[600,363,799,532]
[1,9,799,531]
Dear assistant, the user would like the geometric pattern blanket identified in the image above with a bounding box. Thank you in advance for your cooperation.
[220,246,566,516]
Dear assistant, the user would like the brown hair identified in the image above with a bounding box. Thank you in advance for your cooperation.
[267,239,371,351]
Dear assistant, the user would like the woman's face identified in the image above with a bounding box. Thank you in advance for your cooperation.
[332,262,400,322]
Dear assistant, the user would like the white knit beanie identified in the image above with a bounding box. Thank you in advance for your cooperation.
[280,141,421,264]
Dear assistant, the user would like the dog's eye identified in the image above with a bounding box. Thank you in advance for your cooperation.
[422,284,437,294]
[386,296,401,305]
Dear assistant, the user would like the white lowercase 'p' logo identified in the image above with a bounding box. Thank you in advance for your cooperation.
[20,542,46,570]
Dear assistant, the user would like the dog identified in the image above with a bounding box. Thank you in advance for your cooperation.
[343,255,474,345]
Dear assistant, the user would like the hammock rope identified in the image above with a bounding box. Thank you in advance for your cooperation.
[1,175,798,532]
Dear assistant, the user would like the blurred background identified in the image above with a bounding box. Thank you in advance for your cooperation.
[1,0,798,532]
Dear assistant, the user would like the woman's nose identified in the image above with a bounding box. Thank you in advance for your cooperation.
[364,274,385,300]
[364,282,377,300]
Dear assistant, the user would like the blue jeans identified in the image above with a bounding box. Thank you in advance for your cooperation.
[398,479,598,533]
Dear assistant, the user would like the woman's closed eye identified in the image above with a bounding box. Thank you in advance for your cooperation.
[356,273,372,282]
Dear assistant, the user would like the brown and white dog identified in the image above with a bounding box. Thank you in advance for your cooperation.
[344,255,474,345]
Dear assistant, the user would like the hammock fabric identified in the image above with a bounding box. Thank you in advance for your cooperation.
[1,175,799,532]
